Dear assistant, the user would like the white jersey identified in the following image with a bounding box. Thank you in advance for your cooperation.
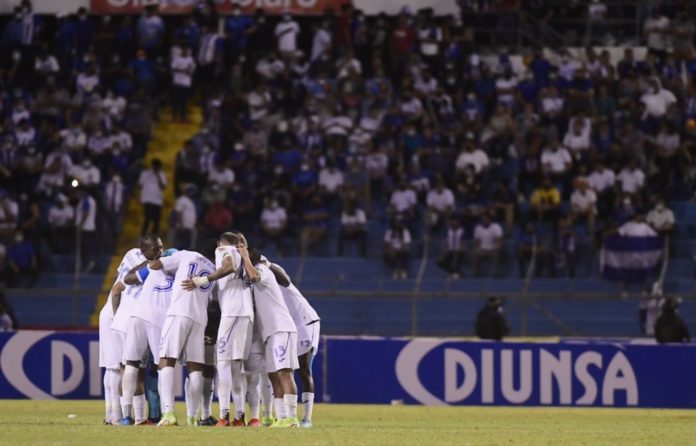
[161,250,216,326]
[110,248,147,333]
[253,263,297,342]
[279,282,320,328]
[216,246,254,319]
[130,268,175,328]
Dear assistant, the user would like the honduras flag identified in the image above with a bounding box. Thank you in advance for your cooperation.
[600,235,664,282]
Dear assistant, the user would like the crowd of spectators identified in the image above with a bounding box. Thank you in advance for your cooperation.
[0,0,695,287]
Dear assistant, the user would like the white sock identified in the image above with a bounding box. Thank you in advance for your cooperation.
[274,398,286,420]
[284,394,298,419]
[121,365,138,418]
[217,360,232,419]
[159,367,176,414]
[108,369,121,422]
[230,361,246,420]
[134,394,146,423]
[187,371,203,419]
[184,377,191,415]
[202,378,214,420]
[261,374,273,418]
[301,392,314,422]
[246,373,261,420]
[120,396,129,420]
[103,370,111,421]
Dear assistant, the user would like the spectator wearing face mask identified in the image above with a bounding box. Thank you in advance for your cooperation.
[475,296,509,341]
[47,193,74,254]
[274,13,300,59]
[6,230,38,288]
[646,196,675,240]
[260,197,287,256]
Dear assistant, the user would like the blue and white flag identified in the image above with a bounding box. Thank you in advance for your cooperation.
[600,235,663,282]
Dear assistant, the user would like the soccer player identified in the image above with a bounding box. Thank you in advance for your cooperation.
[266,259,321,428]
[185,300,220,426]
[98,236,162,424]
[245,323,274,427]
[248,249,300,427]
[151,249,216,426]
[120,248,177,425]
[184,232,254,427]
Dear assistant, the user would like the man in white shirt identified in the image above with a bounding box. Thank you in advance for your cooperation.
[472,213,504,277]
[173,186,197,250]
[495,69,518,107]
[617,160,645,195]
[247,83,272,122]
[311,21,331,62]
[570,178,597,230]
[151,249,217,426]
[246,249,300,427]
[70,157,101,188]
[641,78,676,118]
[437,217,465,278]
[139,158,167,236]
[260,198,288,256]
[171,47,196,122]
[183,232,254,427]
[339,200,367,257]
[60,123,86,151]
[646,197,675,238]
[426,176,454,229]
[587,162,615,217]
[389,181,417,220]
[47,194,73,254]
[618,214,657,237]
[121,248,177,425]
[208,159,235,190]
[265,259,320,428]
[318,162,344,197]
[455,135,489,175]
[643,9,670,59]
[275,13,300,57]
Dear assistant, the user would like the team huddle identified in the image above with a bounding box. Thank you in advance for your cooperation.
[98,232,320,428]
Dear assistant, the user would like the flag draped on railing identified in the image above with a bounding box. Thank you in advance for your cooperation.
[600,235,663,282]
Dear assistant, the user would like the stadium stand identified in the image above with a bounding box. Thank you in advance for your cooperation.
[0,0,695,336]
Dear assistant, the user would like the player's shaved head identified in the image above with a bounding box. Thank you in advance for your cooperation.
[249,248,262,265]
[140,235,163,260]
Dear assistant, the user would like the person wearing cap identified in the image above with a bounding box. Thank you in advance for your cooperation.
[654,297,690,344]
[475,296,509,341]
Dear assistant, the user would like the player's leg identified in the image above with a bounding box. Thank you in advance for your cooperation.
[215,359,232,426]
[245,372,261,427]
[99,308,117,424]
[279,332,300,426]
[157,316,189,426]
[297,351,315,427]
[133,366,148,424]
[145,361,161,423]
[230,317,253,426]
[230,359,247,425]
[268,372,286,424]
[200,363,216,425]
[183,319,207,426]
[260,372,274,425]
[107,367,122,423]
[121,318,147,425]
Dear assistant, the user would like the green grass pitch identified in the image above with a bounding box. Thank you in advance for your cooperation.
[0,400,694,445]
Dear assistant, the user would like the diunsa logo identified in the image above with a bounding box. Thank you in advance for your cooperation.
[395,339,639,406]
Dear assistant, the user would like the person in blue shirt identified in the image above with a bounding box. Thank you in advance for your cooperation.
[129,49,155,91]
[225,5,253,56]
[136,6,164,54]
[273,139,302,173]
[74,7,94,56]
[291,162,318,203]
[6,230,37,288]
[529,49,552,84]
[301,195,329,253]
[175,15,200,51]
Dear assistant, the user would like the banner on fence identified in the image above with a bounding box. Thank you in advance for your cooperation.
[1,332,694,408]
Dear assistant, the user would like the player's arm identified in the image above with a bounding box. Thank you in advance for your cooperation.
[183,255,237,290]
[268,262,291,288]
[110,281,126,314]
[122,261,149,285]
[239,245,260,283]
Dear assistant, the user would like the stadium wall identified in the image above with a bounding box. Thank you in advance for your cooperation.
[1,331,694,408]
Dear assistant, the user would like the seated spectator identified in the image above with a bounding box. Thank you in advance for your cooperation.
[654,297,690,344]
[426,175,454,230]
[475,296,509,341]
[173,186,197,249]
[47,194,74,254]
[0,190,18,242]
[389,180,417,221]
[641,77,676,119]
[646,195,675,239]
[563,117,591,158]
[301,195,329,254]
[6,231,38,288]
[587,162,615,218]
[292,161,318,203]
[207,159,235,191]
[472,212,504,277]
[338,200,367,257]
[260,197,287,256]
[203,201,233,240]
[529,179,561,222]
[384,219,411,280]
[570,178,597,230]
[489,182,515,232]
[617,159,645,197]
[318,160,344,198]
[618,213,657,237]
[455,133,489,176]
[541,141,572,182]
[437,217,465,279]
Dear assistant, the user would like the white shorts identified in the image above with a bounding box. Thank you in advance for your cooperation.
[216,316,253,361]
[125,317,161,365]
[265,332,299,373]
[244,326,266,374]
[297,321,321,357]
[110,328,125,366]
[159,315,205,364]
[98,305,119,369]
[204,344,216,366]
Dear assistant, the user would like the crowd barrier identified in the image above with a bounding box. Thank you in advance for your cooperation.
[1,331,694,408]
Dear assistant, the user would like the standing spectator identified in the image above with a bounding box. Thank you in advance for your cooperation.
[646,196,675,240]
[171,47,196,122]
[384,219,411,280]
[6,230,37,288]
[318,160,344,199]
[311,20,332,63]
[202,201,232,240]
[389,180,417,221]
[102,173,125,244]
[137,5,165,54]
[274,13,300,59]
[475,296,510,341]
[260,197,288,256]
[553,218,576,277]
[390,13,416,84]
[643,8,670,61]
[207,159,235,190]
[138,158,167,236]
[75,187,98,272]
[417,12,443,75]
[472,212,504,277]
[437,217,465,278]
[47,193,74,255]
[173,186,197,250]
[338,200,367,257]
